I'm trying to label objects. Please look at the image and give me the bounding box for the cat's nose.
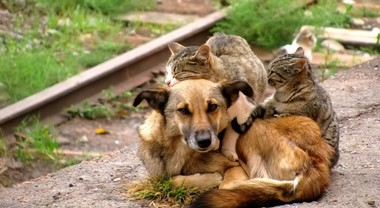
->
[165,80,171,86]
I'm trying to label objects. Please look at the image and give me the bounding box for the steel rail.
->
[0,11,226,136]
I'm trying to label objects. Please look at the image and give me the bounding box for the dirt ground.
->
[0,57,379,208]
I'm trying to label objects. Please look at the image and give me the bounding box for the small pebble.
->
[113,178,121,182]
[368,200,375,206]
[78,136,89,143]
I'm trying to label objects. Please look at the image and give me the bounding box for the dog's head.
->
[133,79,253,152]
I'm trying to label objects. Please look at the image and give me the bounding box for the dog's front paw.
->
[203,172,223,188]
[172,173,223,189]
[222,149,239,162]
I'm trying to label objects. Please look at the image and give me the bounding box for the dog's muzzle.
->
[195,130,212,149]
[185,129,218,152]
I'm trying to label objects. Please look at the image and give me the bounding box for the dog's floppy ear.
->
[220,80,253,107]
[133,88,169,113]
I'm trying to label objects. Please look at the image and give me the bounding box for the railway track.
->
[0,11,226,137]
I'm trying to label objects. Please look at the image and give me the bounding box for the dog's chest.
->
[165,142,192,175]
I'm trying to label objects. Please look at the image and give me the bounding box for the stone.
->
[321,39,346,52]
[350,18,365,27]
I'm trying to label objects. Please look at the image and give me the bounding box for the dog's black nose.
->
[195,130,212,148]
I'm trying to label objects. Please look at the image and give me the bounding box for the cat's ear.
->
[295,58,308,70]
[295,47,305,55]
[220,80,253,107]
[133,87,169,114]
[168,42,185,55]
[193,44,211,62]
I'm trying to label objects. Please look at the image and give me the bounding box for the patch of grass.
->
[128,177,203,206]
[128,21,178,37]
[66,87,141,120]
[35,0,154,16]
[213,0,351,48]
[346,5,380,18]
[0,135,8,157]
[101,88,142,116]
[0,46,78,103]
[14,116,59,162]
[320,59,340,81]
[66,101,115,120]
[357,46,380,55]
[0,0,140,105]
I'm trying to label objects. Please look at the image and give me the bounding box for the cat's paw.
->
[222,149,239,162]
[276,113,291,118]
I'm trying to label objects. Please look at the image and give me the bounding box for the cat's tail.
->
[231,105,265,134]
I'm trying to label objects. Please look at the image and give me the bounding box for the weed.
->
[317,47,343,81]
[129,177,203,206]
[14,116,59,162]
[213,0,351,48]
[320,59,340,81]
[66,87,141,120]
[102,88,142,115]
[0,135,8,157]
[128,21,178,37]
[356,46,380,55]
[35,0,154,16]
[100,87,133,102]
[347,5,380,18]
[66,101,114,120]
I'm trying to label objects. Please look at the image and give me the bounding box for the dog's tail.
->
[190,177,308,208]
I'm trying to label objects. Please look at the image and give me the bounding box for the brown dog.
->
[133,79,333,207]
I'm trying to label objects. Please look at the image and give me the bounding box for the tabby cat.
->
[165,33,268,161]
[235,47,340,167]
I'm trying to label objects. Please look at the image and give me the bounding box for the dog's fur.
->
[133,79,333,207]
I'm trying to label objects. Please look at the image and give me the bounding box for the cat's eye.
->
[207,103,219,113]
[177,107,191,115]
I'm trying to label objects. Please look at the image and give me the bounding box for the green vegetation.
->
[14,116,59,162]
[66,88,139,120]
[213,0,351,48]
[346,4,379,18]
[0,0,153,105]
[66,101,115,120]
[129,177,203,206]
[128,21,178,37]
[35,0,154,16]
[0,136,8,157]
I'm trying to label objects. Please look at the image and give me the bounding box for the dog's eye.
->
[207,103,219,113]
[177,107,191,115]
